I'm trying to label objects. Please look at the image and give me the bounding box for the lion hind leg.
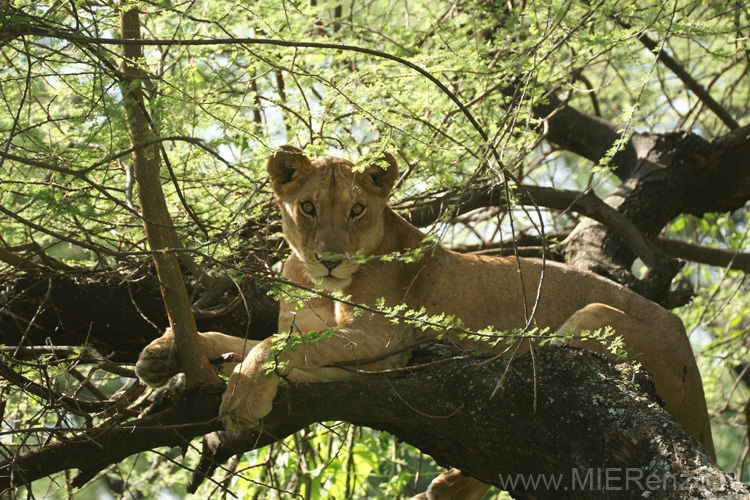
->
[556,302,716,459]
[411,469,490,500]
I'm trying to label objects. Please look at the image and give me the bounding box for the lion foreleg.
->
[135,328,260,386]
[219,325,408,429]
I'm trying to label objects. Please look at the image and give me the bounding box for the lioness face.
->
[268,145,399,290]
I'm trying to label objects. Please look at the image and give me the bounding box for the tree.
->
[1,0,749,498]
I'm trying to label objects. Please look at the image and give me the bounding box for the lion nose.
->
[321,260,338,272]
[315,254,341,272]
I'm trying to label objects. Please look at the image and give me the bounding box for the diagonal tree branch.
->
[634,30,740,131]
[117,4,218,388]
[527,90,750,300]
[402,183,678,274]
[532,93,640,178]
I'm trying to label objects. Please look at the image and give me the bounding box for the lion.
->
[136,145,715,500]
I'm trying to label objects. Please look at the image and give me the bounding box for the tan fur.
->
[411,469,494,500]
[136,146,714,500]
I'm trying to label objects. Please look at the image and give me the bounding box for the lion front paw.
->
[218,371,277,430]
[135,333,181,387]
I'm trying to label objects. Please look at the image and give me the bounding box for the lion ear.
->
[361,152,399,198]
[267,145,312,195]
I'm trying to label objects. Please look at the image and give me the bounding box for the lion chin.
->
[315,274,353,291]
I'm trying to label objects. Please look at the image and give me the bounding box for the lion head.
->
[267,145,399,290]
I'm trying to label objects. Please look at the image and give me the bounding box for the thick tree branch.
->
[657,238,750,273]
[534,95,750,219]
[0,269,278,363]
[117,5,217,387]
[687,124,750,215]
[1,345,742,499]
[533,93,639,177]
[528,90,750,299]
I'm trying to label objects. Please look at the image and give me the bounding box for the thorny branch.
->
[2,3,750,498]
[630,26,740,131]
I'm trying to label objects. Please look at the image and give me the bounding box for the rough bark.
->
[2,7,748,497]
[533,95,750,302]
[0,269,277,363]
[1,344,742,499]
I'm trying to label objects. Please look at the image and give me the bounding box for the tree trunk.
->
[536,92,750,302]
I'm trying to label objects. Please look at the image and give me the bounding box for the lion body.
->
[136,146,714,500]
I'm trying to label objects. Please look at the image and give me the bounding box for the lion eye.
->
[351,203,365,217]
[300,201,316,216]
